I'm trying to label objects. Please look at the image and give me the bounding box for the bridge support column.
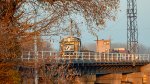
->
[141,72,150,84]
[141,64,150,84]
[73,75,96,84]
[122,72,143,84]
[95,74,122,84]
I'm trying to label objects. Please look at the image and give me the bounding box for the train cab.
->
[59,36,81,57]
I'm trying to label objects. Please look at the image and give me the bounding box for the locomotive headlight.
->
[68,38,71,42]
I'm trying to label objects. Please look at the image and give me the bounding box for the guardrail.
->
[21,51,150,63]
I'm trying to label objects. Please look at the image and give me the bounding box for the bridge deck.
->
[19,51,150,74]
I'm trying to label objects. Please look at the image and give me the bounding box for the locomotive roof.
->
[60,36,81,42]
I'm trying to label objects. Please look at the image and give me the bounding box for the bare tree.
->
[35,0,120,36]
[0,0,120,83]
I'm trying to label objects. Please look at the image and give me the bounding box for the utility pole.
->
[34,35,38,84]
[127,0,138,54]
[34,6,38,84]
[70,19,73,36]
[96,35,99,52]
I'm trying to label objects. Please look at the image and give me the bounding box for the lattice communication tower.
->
[127,0,138,54]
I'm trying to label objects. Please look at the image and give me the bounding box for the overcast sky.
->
[80,0,150,47]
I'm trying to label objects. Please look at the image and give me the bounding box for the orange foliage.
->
[0,0,120,83]
[0,0,23,83]
[20,34,53,51]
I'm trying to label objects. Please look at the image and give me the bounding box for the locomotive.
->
[59,36,81,57]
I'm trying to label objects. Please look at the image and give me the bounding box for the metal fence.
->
[21,51,150,63]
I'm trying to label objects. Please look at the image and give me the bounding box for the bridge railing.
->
[62,52,150,62]
[21,51,60,62]
[21,51,150,63]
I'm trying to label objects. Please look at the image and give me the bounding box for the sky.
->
[49,0,150,50]
[79,0,150,47]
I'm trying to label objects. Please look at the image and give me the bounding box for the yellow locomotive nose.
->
[59,36,81,57]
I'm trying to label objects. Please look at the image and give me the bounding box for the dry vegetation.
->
[0,0,119,83]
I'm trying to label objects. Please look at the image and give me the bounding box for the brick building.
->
[96,39,111,53]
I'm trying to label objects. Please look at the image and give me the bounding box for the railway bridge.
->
[20,51,150,84]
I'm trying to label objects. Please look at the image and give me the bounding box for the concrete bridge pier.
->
[122,72,143,84]
[95,74,122,84]
[73,75,96,84]
[142,72,150,84]
[141,64,150,84]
